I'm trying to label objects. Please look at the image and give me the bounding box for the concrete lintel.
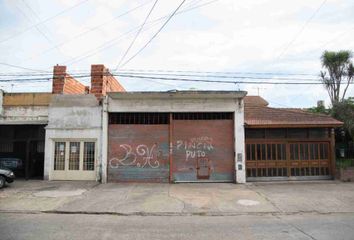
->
[0,120,48,125]
[108,90,247,100]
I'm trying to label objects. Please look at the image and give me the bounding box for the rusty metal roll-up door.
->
[108,113,169,182]
[172,113,234,182]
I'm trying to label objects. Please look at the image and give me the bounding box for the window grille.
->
[83,142,95,171]
[54,142,65,170]
[69,142,80,170]
[53,141,95,171]
[173,112,233,120]
[109,113,169,124]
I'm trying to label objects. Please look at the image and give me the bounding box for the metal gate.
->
[108,113,169,182]
[172,113,234,182]
[246,141,332,180]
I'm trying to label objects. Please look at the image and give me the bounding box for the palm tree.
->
[320,50,354,105]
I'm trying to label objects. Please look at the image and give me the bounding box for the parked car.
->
[0,157,23,171]
[0,167,15,188]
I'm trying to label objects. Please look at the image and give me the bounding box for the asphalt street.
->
[1,212,354,240]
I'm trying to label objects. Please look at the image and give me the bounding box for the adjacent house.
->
[0,65,343,183]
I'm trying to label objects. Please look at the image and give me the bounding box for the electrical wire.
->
[0,0,90,44]
[0,71,322,81]
[119,0,187,68]
[22,0,154,62]
[63,0,218,66]
[115,0,160,70]
[0,62,49,72]
[0,73,352,85]
[276,0,327,60]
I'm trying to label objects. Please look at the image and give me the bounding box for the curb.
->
[1,209,353,217]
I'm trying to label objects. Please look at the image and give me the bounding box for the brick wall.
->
[52,65,86,94]
[91,64,125,99]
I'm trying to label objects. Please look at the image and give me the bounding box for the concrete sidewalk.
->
[1,180,354,215]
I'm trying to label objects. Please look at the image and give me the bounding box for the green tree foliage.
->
[307,105,330,114]
[320,50,354,105]
[332,98,354,139]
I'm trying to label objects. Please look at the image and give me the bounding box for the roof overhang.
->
[245,123,343,128]
[108,90,247,99]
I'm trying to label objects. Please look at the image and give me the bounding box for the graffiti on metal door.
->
[109,143,162,169]
[176,136,214,161]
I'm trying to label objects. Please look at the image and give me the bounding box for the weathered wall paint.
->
[103,94,246,183]
[3,93,51,106]
[0,93,51,124]
[44,94,102,181]
[172,120,234,182]
[235,99,246,183]
[108,124,169,182]
[0,106,48,124]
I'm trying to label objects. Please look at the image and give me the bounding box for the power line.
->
[22,0,154,62]
[62,0,219,66]
[276,0,327,60]
[115,0,159,70]
[0,73,352,85]
[119,0,187,68]
[110,71,321,81]
[111,73,342,85]
[117,68,318,76]
[0,0,90,44]
[0,62,49,73]
[15,2,63,55]
[0,71,321,81]
[0,69,318,77]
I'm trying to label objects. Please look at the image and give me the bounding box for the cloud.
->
[0,0,353,107]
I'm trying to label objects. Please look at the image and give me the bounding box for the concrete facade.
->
[44,94,102,181]
[0,93,51,124]
[103,91,247,183]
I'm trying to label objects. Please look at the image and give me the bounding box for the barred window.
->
[54,142,66,170]
[53,141,95,171]
[83,142,95,171]
[69,142,80,170]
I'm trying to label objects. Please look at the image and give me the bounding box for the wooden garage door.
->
[246,141,331,180]
[108,113,169,182]
[172,113,234,182]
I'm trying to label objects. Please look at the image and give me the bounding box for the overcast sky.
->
[0,0,353,108]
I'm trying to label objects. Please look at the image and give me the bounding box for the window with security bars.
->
[246,143,286,161]
[83,142,95,171]
[54,142,66,170]
[53,141,95,171]
[290,142,329,160]
[69,142,80,170]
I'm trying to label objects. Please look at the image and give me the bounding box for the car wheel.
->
[0,176,5,189]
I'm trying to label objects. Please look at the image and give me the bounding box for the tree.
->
[332,97,354,139]
[320,50,354,105]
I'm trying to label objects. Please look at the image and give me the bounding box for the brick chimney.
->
[91,64,125,99]
[52,65,86,94]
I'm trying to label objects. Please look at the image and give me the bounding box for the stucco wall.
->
[0,92,50,124]
[108,98,240,112]
[44,94,102,181]
[0,106,48,124]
